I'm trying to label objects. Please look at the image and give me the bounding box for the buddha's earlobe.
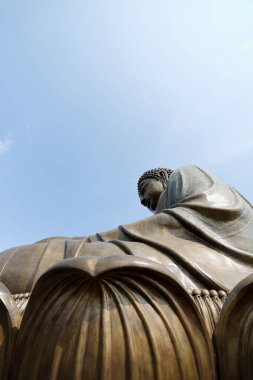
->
[159,169,169,181]
[159,170,168,189]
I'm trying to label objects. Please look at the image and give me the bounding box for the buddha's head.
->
[137,168,173,212]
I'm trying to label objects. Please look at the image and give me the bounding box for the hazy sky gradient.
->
[1,0,253,251]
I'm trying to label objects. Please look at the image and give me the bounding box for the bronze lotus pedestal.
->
[1,256,253,379]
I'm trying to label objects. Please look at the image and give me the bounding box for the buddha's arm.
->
[36,226,127,244]
[36,236,86,243]
[87,228,119,242]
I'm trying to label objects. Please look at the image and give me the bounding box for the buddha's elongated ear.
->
[159,169,169,181]
[158,169,169,187]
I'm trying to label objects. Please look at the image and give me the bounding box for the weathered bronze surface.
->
[215,273,253,380]
[0,164,253,379]
[11,256,215,379]
[0,283,20,379]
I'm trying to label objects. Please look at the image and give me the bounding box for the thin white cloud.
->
[25,115,35,133]
[241,42,253,50]
[0,135,14,156]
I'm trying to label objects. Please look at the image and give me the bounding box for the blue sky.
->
[0,0,253,251]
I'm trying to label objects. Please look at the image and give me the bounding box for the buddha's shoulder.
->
[173,165,206,176]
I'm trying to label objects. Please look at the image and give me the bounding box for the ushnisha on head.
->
[137,168,173,212]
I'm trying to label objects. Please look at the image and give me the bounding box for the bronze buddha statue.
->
[1,165,252,294]
[0,165,253,379]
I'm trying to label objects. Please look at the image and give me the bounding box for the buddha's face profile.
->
[139,178,164,212]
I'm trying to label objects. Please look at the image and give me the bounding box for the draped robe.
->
[1,165,253,294]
